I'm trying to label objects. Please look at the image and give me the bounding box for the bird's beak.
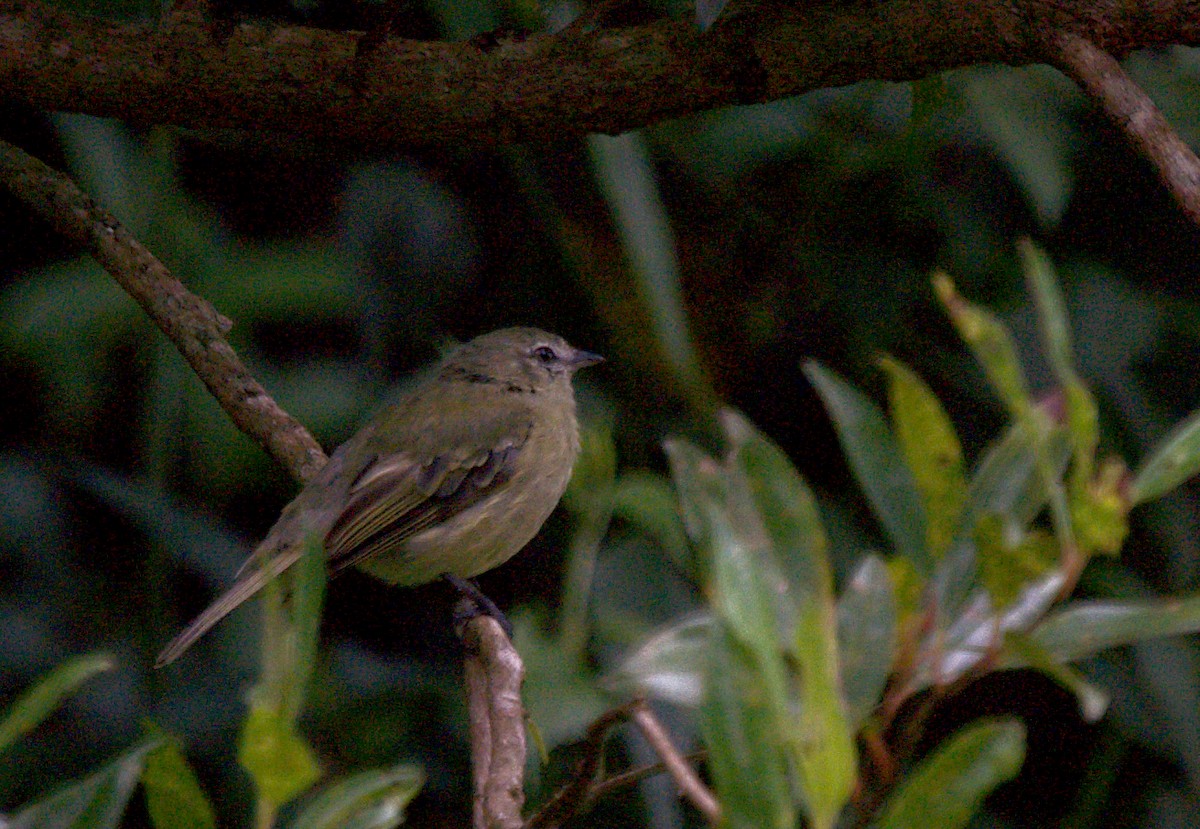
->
[569,349,605,369]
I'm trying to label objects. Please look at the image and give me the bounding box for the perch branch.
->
[462,613,527,829]
[1051,32,1200,227]
[2,0,1200,150]
[0,137,327,484]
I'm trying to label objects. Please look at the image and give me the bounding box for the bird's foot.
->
[442,572,515,641]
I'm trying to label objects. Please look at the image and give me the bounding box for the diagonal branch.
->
[2,0,1200,150]
[0,137,327,484]
[1050,32,1200,227]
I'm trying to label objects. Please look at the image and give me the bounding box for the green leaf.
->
[874,719,1025,829]
[1003,633,1109,722]
[1131,407,1200,504]
[609,613,711,708]
[934,273,1034,422]
[611,471,693,576]
[238,701,322,810]
[141,735,217,829]
[589,132,714,410]
[0,652,115,755]
[974,517,1057,609]
[954,66,1078,225]
[879,357,967,560]
[837,555,898,728]
[289,532,328,719]
[8,737,164,829]
[700,622,795,829]
[804,361,931,576]
[1032,595,1200,663]
[722,410,856,828]
[289,765,425,829]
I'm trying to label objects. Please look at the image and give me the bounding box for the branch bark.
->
[1050,32,1200,227]
[463,614,527,829]
[0,137,328,484]
[2,0,1199,150]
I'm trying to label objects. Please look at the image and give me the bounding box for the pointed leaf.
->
[1131,408,1200,504]
[722,410,832,610]
[289,765,424,829]
[611,471,693,576]
[879,357,967,560]
[238,701,321,810]
[1003,633,1109,722]
[934,273,1033,422]
[804,362,930,575]
[1032,595,1200,663]
[874,718,1025,829]
[837,555,898,728]
[8,738,164,829]
[0,652,115,755]
[141,736,217,829]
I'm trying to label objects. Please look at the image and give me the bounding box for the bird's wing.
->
[323,413,530,573]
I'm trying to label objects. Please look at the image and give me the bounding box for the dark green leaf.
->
[874,719,1025,829]
[8,738,163,829]
[0,652,115,755]
[1131,408,1200,504]
[1032,595,1200,663]
[611,471,693,576]
[804,362,930,575]
[837,555,897,728]
[700,622,795,829]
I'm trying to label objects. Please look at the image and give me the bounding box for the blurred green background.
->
[4,0,1200,825]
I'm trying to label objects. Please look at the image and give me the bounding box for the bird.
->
[156,327,603,666]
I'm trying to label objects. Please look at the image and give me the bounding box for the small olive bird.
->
[156,327,602,666]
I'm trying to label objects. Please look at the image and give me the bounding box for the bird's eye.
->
[532,345,558,363]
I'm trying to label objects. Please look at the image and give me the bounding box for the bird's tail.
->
[155,547,302,667]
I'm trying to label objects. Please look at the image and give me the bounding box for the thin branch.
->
[462,613,527,829]
[2,0,1200,150]
[0,137,327,484]
[1051,32,1200,227]
[629,700,720,825]
[526,699,718,829]
[525,699,641,829]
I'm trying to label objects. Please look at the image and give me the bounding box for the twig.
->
[585,749,708,802]
[0,138,327,485]
[1051,32,1200,228]
[525,699,641,829]
[629,700,720,825]
[462,614,527,829]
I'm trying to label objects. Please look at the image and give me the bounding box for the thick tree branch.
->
[1051,32,1200,226]
[2,0,1200,149]
[0,137,327,484]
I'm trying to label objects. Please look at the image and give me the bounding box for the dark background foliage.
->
[3,0,1200,823]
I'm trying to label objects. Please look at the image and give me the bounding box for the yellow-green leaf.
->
[880,356,967,560]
